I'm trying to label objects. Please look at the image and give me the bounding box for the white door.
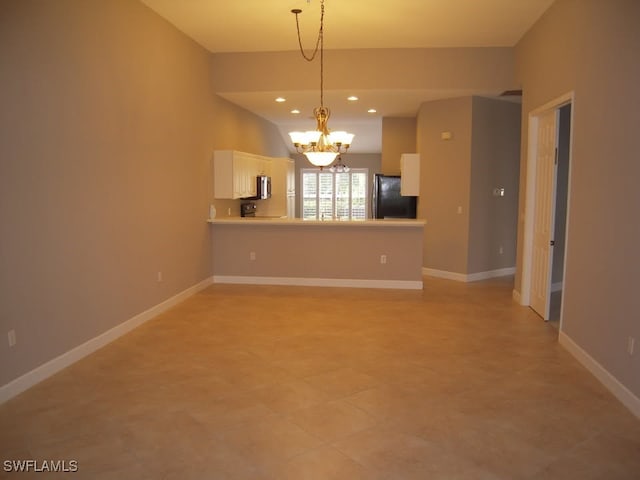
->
[530,109,559,319]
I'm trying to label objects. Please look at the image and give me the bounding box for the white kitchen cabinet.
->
[261,157,295,217]
[214,150,271,199]
[400,153,420,196]
[286,159,295,218]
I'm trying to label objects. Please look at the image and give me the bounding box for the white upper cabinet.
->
[214,150,271,199]
[400,153,420,196]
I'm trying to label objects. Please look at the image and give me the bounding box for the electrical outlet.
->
[157,271,163,282]
[457,206,462,214]
[227,207,231,216]
[628,337,636,356]
[380,254,387,264]
[499,246,504,255]
[250,251,256,261]
[8,330,16,347]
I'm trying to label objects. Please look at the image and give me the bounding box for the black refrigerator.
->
[372,174,417,219]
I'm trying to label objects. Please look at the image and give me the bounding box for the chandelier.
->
[288,0,354,169]
[329,155,349,173]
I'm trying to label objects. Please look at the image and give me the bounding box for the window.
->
[301,168,368,220]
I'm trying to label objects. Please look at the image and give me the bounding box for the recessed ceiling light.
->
[275,97,286,103]
[347,96,359,101]
[290,109,300,114]
[367,108,377,113]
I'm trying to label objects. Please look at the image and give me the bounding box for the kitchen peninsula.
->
[208,218,426,289]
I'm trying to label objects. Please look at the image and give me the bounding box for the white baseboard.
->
[422,268,467,282]
[467,267,516,282]
[213,275,423,290]
[423,266,516,283]
[0,277,214,405]
[559,331,640,419]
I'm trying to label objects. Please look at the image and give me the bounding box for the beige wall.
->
[0,0,287,386]
[416,97,473,274]
[468,97,521,274]
[381,117,417,175]
[212,48,516,94]
[416,96,520,275]
[515,0,640,398]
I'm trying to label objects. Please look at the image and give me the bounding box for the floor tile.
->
[301,368,379,398]
[218,416,324,471]
[274,446,378,480]
[251,380,331,415]
[287,399,378,442]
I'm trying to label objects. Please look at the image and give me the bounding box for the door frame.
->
[520,92,574,325]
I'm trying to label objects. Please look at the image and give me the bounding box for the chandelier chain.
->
[293,0,325,107]
[288,0,353,169]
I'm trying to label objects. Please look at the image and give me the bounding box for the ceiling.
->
[140,0,553,153]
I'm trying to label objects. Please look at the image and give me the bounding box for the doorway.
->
[548,104,571,325]
[520,93,573,325]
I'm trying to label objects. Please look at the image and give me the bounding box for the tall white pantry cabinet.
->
[265,157,295,218]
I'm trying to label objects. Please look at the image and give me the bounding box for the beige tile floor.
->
[1,276,639,479]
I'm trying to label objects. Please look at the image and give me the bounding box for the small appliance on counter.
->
[241,202,257,217]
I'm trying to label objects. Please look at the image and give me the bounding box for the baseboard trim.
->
[512,289,522,303]
[422,268,467,282]
[559,331,640,419]
[213,275,423,290]
[0,276,214,405]
[423,267,516,283]
[467,267,516,282]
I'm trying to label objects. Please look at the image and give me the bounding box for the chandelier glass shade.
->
[288,0,354,169]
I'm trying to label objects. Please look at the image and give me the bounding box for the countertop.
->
[207,217,426,228]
